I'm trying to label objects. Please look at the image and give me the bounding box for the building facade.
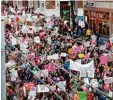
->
[83,1,113,36]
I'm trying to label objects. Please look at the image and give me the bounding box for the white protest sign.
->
[47,54,59,60]
[109,37,113,43]
[70,59,94,72]
[60,53,67,57]
[53,54,59,59]
[104,77,113,84]
[10,69,18,78]
[57,81,66,91]
[20,41,28,51]
[29,87,36,96]
[34,36,40,43]
[90,79,98,88]
[21,25,28,33]
[84,41,90,48]
[11,37,17,45]
[37,85,49,93]
[84,78,89,86]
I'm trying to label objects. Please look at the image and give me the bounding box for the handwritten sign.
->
[104,77,113,84]
[37,85,49,93]
[90,79,98,88]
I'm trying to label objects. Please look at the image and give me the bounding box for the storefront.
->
[84,7,113,36]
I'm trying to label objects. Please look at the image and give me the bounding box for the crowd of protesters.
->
[2,1,113,100]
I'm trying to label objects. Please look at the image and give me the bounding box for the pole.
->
[1,19,6,100]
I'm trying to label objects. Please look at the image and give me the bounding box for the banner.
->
[70,59,94,72]
[37,85,49,93]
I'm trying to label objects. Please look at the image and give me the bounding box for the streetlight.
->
[68,1,71,26]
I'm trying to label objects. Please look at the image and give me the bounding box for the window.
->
[45,0,55,9]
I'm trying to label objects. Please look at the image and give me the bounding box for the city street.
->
[1,1,113,100]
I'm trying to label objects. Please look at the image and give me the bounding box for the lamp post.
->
[68,1,71,26]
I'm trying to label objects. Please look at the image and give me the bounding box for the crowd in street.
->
[1,1,113,100]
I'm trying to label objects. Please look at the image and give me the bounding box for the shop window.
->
[45,0,55,9]
[99,21,109,35]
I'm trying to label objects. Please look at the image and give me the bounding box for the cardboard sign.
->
[34,36,40,43]
[50,85,56,91]
[90,79,98,88]
[104,77,113,84]
[37,85,49,93]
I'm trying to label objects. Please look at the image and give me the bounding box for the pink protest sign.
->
[44,63,56,72]
[100,55,108,65]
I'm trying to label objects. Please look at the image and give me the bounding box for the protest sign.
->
[44,63,56,72]
[50,85,56,91]
[84,78,89,86]
[29,87,36,96]
[47,54,59,60]
[60,53,67,57]
[84,41,90,48]
[104,77,113,84]
[100,55,108,65]
[90,79,98,88]
[34,36,40,43]
[57,81,66,91]
[24,82,35,91]
[10,69,18,78]
[37,85,49,93]
[70,59,94,72]
[11,37,17,45]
